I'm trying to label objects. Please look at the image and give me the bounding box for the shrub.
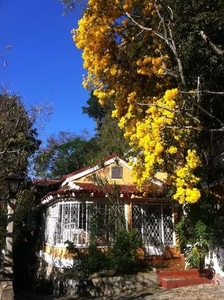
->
[66,241,108,277]
[66,228,142,276]
[176,217,209,268]
[108,228,142,274]
[184,244,201,269]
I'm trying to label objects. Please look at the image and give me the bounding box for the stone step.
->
[157,268,215,289]
[157,269,199,278]
[160,275,215,289]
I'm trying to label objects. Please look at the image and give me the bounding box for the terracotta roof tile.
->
[41,181,165,204]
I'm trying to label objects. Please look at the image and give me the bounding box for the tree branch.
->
[163,125,201,131]
[138,102,201,124]
[204,90,224,96]
[200,31,224,56]
[195,103,224,127]
[126,4,187,89]
[180,89,224,96]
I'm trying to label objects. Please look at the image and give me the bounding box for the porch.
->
[41,198,178,267]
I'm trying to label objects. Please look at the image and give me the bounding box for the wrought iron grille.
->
[58,201,92,245]
[45,200,125,247]
[132,202,173,245]
[45,204,59,245]
[92,203,125,243]
[162,204,173,244]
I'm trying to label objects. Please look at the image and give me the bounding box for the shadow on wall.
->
[33,255,159,298]
[57,272,159,297]
[34,258,64,296]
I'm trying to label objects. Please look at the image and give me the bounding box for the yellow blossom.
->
[73,0,202,204]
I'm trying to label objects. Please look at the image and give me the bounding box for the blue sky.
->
[0,0,95,143]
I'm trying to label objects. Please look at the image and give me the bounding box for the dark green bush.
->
[66,228,142,276]
[108,228,142,274]
[66,240,108,276]
[176,215,210,268]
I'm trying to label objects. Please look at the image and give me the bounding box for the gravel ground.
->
[16,284,224,300]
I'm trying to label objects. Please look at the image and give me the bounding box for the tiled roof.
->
[38,154,167,206]
[41,181,165,206]
[76,182,140,194]
[41,183,139,201]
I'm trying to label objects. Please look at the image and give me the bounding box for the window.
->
[111,166,123,179]
[45,201,92,246]
[44,200,126,247]
[132,202,174,245]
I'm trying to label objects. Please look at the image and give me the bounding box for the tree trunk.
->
[0,198,17,300]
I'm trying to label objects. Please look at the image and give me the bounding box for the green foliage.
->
[0,93,41,290]
[185,245,201,269]
[66,228,142,277]
[86,242,109,273]
[98,114,130,157]
[176,218,210,268]
[176,217,210,252]
[108,229,142,274]
[175,216,191,251]
[82,91,107,132]
[167,0,224,88]
[0,92,40,248]
[0,93,40,193]
[163,0,224,185]
[175,194,224,268]
[34,132,100,178]
[65,240,108,276]
[194,220,210,247]
[14,188,38,244]
[82,92,130,157]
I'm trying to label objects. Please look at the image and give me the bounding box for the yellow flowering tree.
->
[71,0,224,204]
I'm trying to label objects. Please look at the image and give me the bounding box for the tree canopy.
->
[82,91,130,155]
[82,91,109,132]
[34,132,100,178]
[0,93,40,197]
[72,0,224,204]
[0,93,41,254]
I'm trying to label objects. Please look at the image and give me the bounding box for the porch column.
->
[172,201,178,245]
[124,199,132,230]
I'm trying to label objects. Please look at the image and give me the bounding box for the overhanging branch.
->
[200,31,224,56]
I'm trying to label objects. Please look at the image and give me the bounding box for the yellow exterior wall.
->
[44,244,180,260]
[44,244,74,259]
[164,246,181,258]
[74,162,134,185]
[66,157,167,188]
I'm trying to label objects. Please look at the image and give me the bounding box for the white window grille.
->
[45,204,59,245]
[44,200,125,247]
[132,202,173,245]
[58,201,93,246]
[92,202,125,243]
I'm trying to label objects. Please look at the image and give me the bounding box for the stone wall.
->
[35,254,159,297]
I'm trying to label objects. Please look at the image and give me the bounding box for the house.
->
[38,154,180,269]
